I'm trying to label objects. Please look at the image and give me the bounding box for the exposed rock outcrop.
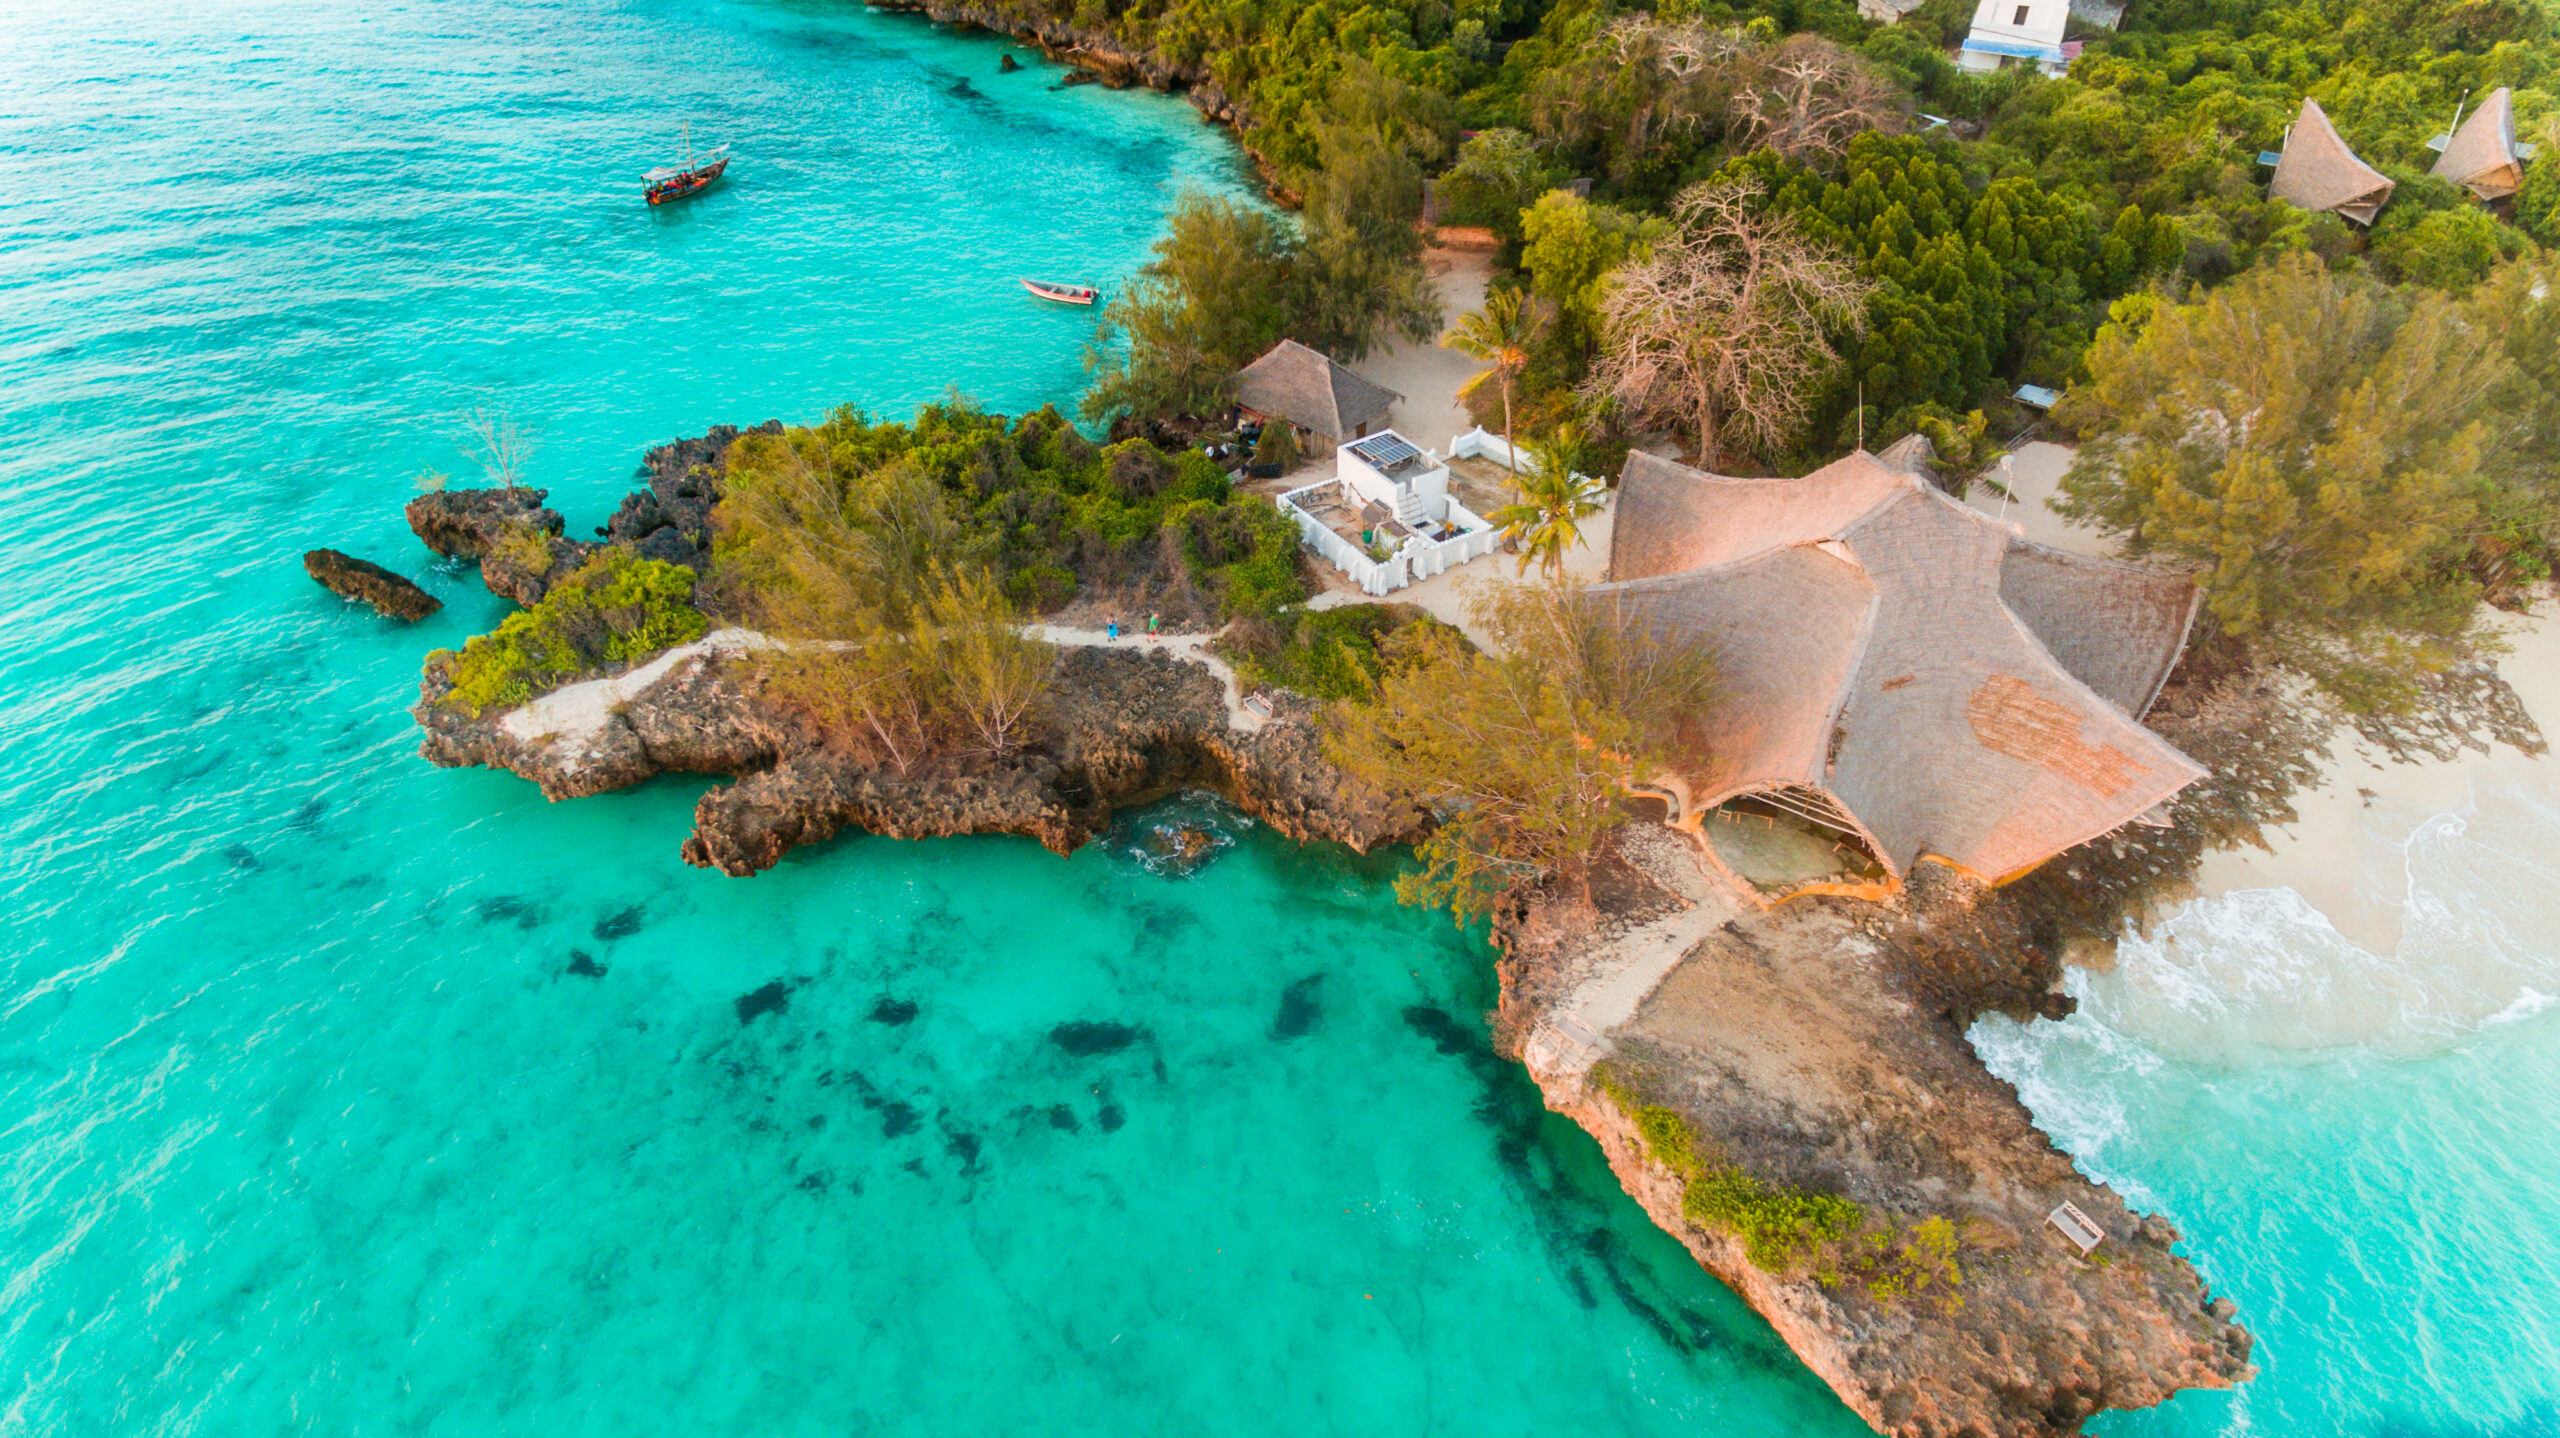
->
[415,637,1422,872]
[302,549,441,621]
[606,419,782,571]
[1496,842,2256,1436]
[404,485,561,559]
[402,484,594,605]
[402,421,778,605]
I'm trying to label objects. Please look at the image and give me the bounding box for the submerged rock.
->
[302,548,441,621]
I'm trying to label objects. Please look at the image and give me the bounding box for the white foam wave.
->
[2085,774,2560,1062]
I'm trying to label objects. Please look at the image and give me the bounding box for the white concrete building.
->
[1277,429,1508,597]
[1957,0,2075,75]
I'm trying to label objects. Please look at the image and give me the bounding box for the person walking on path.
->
[1146,611,1159,640]
[1106,617,1119,641]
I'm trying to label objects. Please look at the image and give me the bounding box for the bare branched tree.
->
[460,407,534,493]
[1729,36,1907,171]
[1586,178,1875,468]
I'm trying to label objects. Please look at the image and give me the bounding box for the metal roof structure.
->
[1597,450,2206,885]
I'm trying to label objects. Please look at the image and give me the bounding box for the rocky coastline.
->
[416,635,1423,873]
[861,0,1299,196]
[1493,846,2255,1435]
[402,429,2260,1433]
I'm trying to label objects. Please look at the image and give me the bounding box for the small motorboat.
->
[645,123,729,206]
[1021,278,1099,305]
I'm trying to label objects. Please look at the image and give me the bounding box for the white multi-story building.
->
[1957,0,2074,75]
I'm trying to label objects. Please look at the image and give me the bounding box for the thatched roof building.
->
[2432,87,2530,202]
[1231,339,1402,443]
[1598,450,2206,886]
[2269,98,2394,225]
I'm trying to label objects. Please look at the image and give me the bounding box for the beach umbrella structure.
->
[1596,446,2206,891]
[2430,87,2534,202]
[2268,97,2395,226]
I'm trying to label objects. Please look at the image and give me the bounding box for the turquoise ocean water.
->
[1975,784,2560,1438]
[5,0,2557,1433]
[0,0,1865,1431]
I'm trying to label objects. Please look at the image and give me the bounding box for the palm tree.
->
[1442,288,1533,473]
[1490,424,1604,586]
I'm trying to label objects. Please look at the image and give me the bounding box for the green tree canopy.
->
[2055,254,2545,708]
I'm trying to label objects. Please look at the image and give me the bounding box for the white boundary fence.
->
[1279,484,1508,596]
[1280,483,1407,595]
[1276,427,1603,597]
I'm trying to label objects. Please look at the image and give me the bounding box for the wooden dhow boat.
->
[645,124,729,206]
[1020,278,1099,305]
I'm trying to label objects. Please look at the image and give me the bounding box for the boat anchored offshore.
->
[645,124,729,206]
[1020,278,1099,305]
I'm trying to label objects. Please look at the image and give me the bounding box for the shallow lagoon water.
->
[0,0,1868,1431]
[8,0,2560,1432]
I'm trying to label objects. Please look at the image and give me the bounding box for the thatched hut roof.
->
[1231,340,1402,442]
[2270,98,2394,225]
[2433,87,2528,201]
[1600,450,2205,883]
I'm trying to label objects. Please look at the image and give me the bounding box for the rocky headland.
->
[403,430,2264,1435]
[416,633,1422,873]
[1496,836,2255,1435]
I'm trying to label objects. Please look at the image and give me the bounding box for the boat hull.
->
[1020,278,1097,305]
[647,156,730,205]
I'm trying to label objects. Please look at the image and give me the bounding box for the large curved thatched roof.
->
[1601,451,2205,883]
[2270,97,2394,226]
[2433,87,2527,201]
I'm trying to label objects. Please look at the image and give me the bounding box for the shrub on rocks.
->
[432,549,707,715]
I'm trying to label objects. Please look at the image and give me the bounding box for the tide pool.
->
[0,0,1869,1431]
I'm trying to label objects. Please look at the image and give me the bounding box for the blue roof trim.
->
[1961,36,2068,61]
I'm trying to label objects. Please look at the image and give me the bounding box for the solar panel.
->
[1349,433,1422,472]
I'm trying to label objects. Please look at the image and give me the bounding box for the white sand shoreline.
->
[1962,443,2560,955]
[2190,604,2560,953]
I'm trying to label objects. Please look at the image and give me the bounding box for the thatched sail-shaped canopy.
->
[2433,87,2529,201]
[1599,450,2206,884]
[1230,339,1402,442]
[2270,97,2395,225]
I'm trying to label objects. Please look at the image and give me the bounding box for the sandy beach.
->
[2191,607,2560,953]
[1972,444,2560,955]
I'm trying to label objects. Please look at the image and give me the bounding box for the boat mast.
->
[681,120,694,168]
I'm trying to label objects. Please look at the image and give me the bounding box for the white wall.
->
[1966,0,2066,47]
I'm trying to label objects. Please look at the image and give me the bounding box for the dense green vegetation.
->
[710,401,1296,623]
[1043,0,2558,709]
[432,549,708,716]
[1223,602,1457,701]
[2056,252,2560,708]
[435,402,1321,749]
